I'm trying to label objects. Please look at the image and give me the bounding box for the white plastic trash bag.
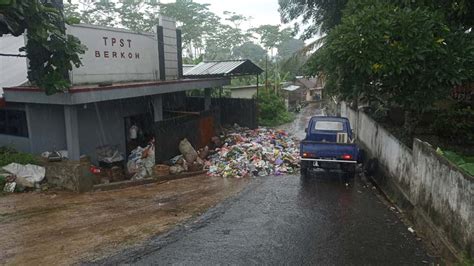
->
[2,163,46,187]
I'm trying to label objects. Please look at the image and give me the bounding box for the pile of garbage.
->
[206,126,300,178]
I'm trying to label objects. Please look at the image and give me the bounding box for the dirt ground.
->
[0,175,248,265]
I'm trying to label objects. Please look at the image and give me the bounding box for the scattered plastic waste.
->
[206,125,300,178]
[96,145,124,163]
[127,141,155,180]
[408,227,415,233]
[41,150,68,161]
[170,164,186,174]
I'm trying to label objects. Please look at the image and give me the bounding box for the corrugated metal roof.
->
[184,60,263,78]
[182,64,196,73]
[0,34,28,95]
[296,77,317,88]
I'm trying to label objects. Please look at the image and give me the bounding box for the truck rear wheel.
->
[300,161,309,178]
[345,171,356,179]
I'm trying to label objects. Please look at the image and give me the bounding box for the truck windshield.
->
[314,121,344,131]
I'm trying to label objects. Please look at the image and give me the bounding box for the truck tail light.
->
[341,154,353,160]
[302,152,315,158]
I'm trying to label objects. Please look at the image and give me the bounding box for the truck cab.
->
[300,116,361,178]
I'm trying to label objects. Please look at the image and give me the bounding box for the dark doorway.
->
[124,113,153,156]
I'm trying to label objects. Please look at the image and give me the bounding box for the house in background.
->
[295,76,324,102]
[226,85,258,99]
[281,84,305,111]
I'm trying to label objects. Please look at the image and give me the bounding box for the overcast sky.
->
[74,0,289,30]
[180,0,284,29]
[73,0,303,40]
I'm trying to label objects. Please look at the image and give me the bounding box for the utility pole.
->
[265,53,268,91]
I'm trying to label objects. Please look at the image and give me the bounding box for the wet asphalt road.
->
[103,104,435,265]
[107,174,434,265]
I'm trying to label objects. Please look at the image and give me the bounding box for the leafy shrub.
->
[431,104,474,144]
[0,147,38,167]
[257,90,295,127]
[437,148,474,176]
[0,175,5,193]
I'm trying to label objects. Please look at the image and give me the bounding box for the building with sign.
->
[0,16,262,163]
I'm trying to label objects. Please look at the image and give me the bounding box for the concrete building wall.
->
[342,102,473,257]
[0,135,30,153]
[159,16,178,80]
[0,34,28,93]
[67,24,160,84]
[230,88,257,99]
[28,104,67,154]
[0,98,153,162]
[77,98,151,162]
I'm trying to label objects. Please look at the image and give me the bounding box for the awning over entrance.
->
[183,60,264,78]
[2,77,230,105]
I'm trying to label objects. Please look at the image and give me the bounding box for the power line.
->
[0,53,27,57]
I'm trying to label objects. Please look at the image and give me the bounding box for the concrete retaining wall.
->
[341,102,473,258]
[44,161,95,192]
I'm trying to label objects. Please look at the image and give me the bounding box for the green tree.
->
[204,11,252,60]
[158,0,220,59]
[116,1,160,32]
[277,38,304,59]
[1,0,85,95]
[279,0,348,38]
[393,0,473,30]
[311,0,473,136]
[251,25,280,56]
[64,0,161,32]
[74,0,118,27]
[257,90,294,126]
[279,0,473,39]
[232,42,267,64]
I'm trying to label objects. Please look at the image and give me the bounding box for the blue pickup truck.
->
[300,116,362,178]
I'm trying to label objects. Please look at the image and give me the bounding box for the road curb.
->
[92,170,207,191]
[361,152,462,264]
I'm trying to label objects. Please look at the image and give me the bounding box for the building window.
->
[0,109,28,137]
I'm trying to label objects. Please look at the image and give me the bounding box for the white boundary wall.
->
[341,102,473,256]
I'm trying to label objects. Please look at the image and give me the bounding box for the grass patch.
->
[260,111,295,127]
[0,146,38,167]
[436,148,474,176]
